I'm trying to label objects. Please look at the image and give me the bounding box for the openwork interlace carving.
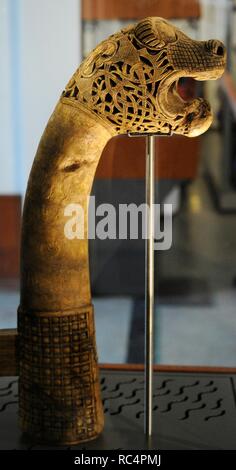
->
[62,17,226,137]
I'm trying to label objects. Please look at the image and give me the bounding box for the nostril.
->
[207,40,225,57]
[216,45,224,57]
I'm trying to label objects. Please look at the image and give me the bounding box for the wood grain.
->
[82,0,200,20]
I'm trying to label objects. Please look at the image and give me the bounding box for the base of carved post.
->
[17,304,104,445]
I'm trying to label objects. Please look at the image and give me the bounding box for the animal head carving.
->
[62,17,226,137]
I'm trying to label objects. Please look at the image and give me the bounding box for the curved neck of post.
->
[20,100,114,312]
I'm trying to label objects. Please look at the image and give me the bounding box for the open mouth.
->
[157,68,224,137]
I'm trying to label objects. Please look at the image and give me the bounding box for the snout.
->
[168,36,226,79]
[205,39,226,60]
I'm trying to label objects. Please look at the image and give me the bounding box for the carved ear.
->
[134,17,177,51]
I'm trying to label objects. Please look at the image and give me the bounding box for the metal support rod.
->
[144,135,155,436]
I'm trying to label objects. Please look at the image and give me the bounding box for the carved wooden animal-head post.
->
[18,17,226,444]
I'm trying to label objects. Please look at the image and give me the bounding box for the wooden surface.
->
[100,363,236,374]
[82,0,201,20]
[0,196,21,278]
[1,329,235,377]
[0,329,18,376]
[95,135,200,180]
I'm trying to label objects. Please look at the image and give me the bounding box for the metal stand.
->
[128,131,172,439]
[145,135,155,437]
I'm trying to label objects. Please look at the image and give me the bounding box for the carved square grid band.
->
[18,307,103,444]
